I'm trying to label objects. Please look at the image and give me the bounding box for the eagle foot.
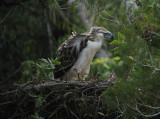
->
[72,67,82,81]
[72,67,81,74]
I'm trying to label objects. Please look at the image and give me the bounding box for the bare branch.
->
[134,61,160,75]
[0,101,12,106]
[137,103,160,110]
[0,79,113,96]
[68,107,80,119]
[102,11,117,19]
[99,15,120,24]
[92,10,119,24]
[128,104,160,118]
[150,31,160,37]
[102,11,120,24]
[0,7,14,24]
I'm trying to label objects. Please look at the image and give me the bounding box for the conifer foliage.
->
[102,1,160,118]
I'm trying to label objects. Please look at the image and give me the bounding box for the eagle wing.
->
[54,32,91,78]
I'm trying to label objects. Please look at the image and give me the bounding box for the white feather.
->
[62,39,103,80]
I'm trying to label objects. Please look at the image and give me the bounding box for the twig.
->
[150,31,160,37]
[0,101,12,106]
[99,15,120,24]
[134,61,160,75]
[0,7,14,24]
[54,0,76,27]
[137,103,160,110]
[102,11,120,24]
[60,1,76,8]
[128,104,160,118]
[102,11,117,19]
[1,80,112,97]
[92,9,119,24]
[68,107,79,119]
[145,40,154,66]
[116,96,124,115]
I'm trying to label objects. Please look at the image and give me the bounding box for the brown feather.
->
[54,33,91,78]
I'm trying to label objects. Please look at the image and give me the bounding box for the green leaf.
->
[110,32,125,45]
[93,59,101,64]
[112,46,121,55]
[45,68,52,70]
[104,64,110,69]
[39,58,48,64]
[51,57,54,63]
[35,63,42,68]
[54,60,61,65]
[31,112,44,119]
[49,107,61,118]
[50,64,55,69]
[28,93,38,98]
[98,112,104,116]
[128,56,135,61]
[118,32,125,44]
[72,3,78,6]
[110,40,118,45]
[48,58,52,64]
[35,97,43,108]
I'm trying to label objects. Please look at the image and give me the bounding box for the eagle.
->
[54,26,114,81]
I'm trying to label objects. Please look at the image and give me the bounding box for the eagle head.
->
[89,26,114,41]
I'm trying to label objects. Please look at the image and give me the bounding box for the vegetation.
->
[0,0,160,119]
[102,1,160,118]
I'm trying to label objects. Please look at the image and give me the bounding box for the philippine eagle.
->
[54,26,114,81]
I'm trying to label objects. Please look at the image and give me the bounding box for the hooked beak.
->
[111,34,114,40]
[104,33,114,40]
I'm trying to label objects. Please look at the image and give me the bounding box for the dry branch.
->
[1,80,112,96]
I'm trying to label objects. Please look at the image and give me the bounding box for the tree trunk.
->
[123,0,138,22]
[44,8,54,57]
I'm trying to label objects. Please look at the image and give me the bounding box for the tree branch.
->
[0,0,29,6]
[0,7,15,24]
[128,104,160,118]
[0,79,113,97]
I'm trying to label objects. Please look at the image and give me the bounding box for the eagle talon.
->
[72,68,82,80]
[77,73,80,81]
[73,68,81,74]
[81,76,86,83]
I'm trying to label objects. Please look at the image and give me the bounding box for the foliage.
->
[102,0,160,118]
[30,112,44,119]
[0,0,82,83]
[90,56,120,79]
[21,58,60,82]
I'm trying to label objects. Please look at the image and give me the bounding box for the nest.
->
[0,74,116,119]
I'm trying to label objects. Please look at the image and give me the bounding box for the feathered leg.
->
[73,68,81,80]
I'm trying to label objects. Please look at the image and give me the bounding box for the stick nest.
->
[0,76,115,119]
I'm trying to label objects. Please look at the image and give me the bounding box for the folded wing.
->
[54,32,91,78]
